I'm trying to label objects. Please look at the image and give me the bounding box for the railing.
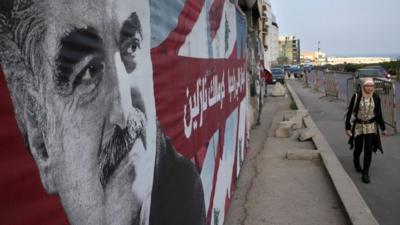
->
[374,78,397,133]
[346,77,355,103]
[304,70,323,93]
[303,71,309,88]
[323,72,339,98]
[314,70,321,92]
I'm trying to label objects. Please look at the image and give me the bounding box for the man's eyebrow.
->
[55,27,103,91]
[120,12,142,41]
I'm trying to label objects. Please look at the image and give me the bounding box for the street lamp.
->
[317,41,320,66]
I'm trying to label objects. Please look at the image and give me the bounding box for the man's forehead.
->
[112,0,140,24]
[47,0,143,38]
[49,0,108,31]
[41,0,149,58]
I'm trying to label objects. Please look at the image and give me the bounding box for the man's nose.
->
[109,82,131,129]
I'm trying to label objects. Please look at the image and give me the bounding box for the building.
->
[270,15,279,66]
[327,57,391,65]
[301,51,326,65]
[258,0,267,67]
[279,35,300,64]
[262,0,279,69]
[237,0,270,127]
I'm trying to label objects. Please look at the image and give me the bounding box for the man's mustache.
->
[98,108,147,188]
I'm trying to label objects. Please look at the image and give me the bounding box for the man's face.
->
[39,0,156,224]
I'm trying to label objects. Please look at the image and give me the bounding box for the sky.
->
[269,0,400,57]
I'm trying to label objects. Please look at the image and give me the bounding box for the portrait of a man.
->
[0,0,206,224]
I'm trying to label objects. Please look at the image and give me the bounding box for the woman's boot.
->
[362,173,370,184]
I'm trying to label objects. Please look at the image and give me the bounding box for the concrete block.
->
[296,110,308,118]
[282,115,290,121]
[271,83,285,96]
[275,125,292,138]
[287,149,320,160]
[298,128,315,141]
[283,113,295,121]
[275,121,296,138]
[279,121,296,128]
[284,115,299,130]
[294,110,308,129]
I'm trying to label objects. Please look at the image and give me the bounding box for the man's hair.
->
[0,0,47,146]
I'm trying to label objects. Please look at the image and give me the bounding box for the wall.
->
[0,1,249,225]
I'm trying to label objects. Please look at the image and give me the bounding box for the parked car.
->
[271,67,285,84]
[363,66,391,80]
[283,65,291,75]
[354,68,390,92]
[303,64,313,73]
[288,65,303,78]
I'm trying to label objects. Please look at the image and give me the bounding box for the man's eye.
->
[120,37,140,73]
[74,58,104,87]
[125,38,141,56]
[82,62,103,81]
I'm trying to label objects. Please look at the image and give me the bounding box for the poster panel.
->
[0,1,247,225]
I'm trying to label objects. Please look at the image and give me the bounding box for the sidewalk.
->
[223,88,348,225]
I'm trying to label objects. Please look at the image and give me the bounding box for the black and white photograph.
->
[0,0,206,224]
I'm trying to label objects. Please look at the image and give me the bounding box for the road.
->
[288,79,400,225]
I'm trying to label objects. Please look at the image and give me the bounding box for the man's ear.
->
[25,103,57,194]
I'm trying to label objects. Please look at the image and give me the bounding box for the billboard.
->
[0,0,248,225]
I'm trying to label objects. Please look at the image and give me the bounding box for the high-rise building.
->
[301,51,326,64]
[262,0,279,69]
[279,35,300,64]
[270,15,279,66]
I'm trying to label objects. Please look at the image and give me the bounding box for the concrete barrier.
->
[286,149,320,160]
[298,128,315,141]
[271,82,286,96]
[275,121,295,138]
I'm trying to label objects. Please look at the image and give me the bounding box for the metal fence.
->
[304,70,323,92]
[346,77,355,103]
[314,70,321,92]
[303,71,309,87]
[323,72,339,98]
[374,78,397,132]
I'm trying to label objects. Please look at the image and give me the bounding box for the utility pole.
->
[317,40,320,66]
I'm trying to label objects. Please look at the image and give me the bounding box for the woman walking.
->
[345,78,387,184]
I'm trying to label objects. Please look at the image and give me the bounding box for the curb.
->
[286,81,380,225]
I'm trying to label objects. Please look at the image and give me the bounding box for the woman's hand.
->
[382,130,387,136]
[346,130,352,137]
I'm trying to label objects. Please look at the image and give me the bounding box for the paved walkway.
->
[223,89,348,225]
